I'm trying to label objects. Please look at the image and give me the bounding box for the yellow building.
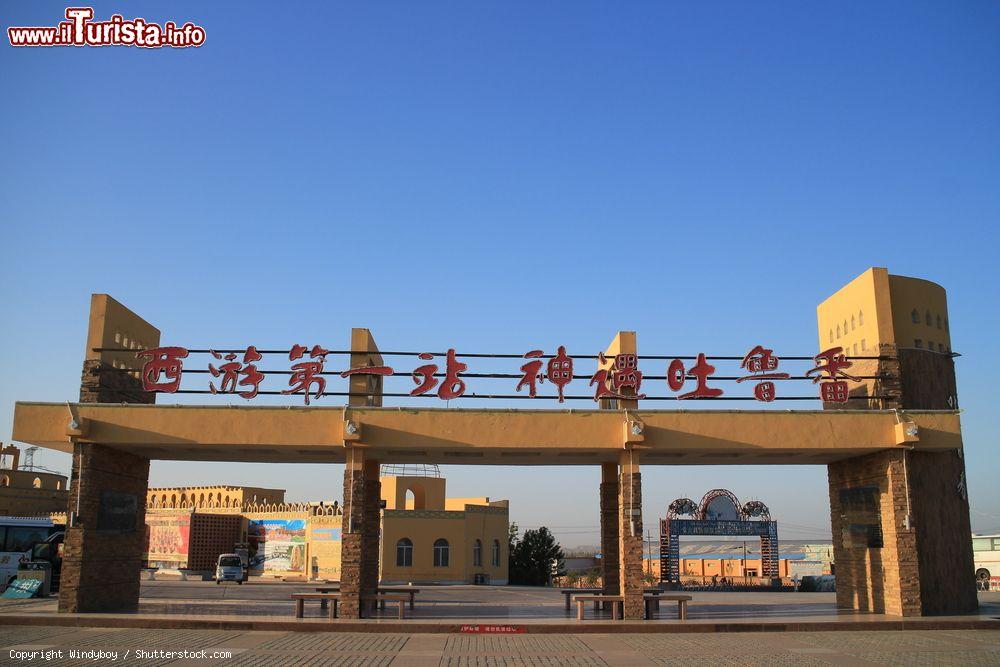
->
[379,467,510,585]
[0,444,69,516]
[142,469,509,585]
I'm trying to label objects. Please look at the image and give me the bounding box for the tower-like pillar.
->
[599,462,620,598]
[821,269,976,616]
[60,295,157,613]
[596,332,638,606]
[339,328,385,618]
[618,450,644,619]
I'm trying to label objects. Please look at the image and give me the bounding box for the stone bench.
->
[644,594,691,620]
[291,592,340,620]
[572,594,624,620]
[315,586,420,610]
[560,588,602,611]
[573,593,691,620]
[361,595,408,619]
[561,588,665,612]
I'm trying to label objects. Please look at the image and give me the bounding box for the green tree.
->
[508,525,565,586]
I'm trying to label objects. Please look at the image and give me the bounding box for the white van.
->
[215,553,246,584]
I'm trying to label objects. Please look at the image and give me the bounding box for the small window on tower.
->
[938,343,945,353]
[829,329,834,343]
[836,325,841,338]
[936,315,942,329]
[861,339,866,351]
[928,341,935,351]
[915,339,922,348]
[925,311,932,326]
[851,316,856,331]
[853,343,858,355]
[859,310,864,326]
[911,309,920,324]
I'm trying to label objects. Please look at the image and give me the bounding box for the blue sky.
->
[1,1,998,547]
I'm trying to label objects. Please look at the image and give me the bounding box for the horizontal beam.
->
[12,402,962,465]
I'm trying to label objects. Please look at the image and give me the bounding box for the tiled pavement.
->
[2,626,1000,666]
[4,583,997,626]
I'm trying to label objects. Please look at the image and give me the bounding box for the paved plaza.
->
[2,583,999,628]
[2,584,999,666]
[2,624,1000,666]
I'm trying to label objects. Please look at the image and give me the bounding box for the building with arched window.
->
[379,469,509,585]
[0,443,69,516]
[135,473,508,585]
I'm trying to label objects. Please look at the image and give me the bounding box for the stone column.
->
[339,327,385,617]
[597,331,638,606]
[618,451,644,620]
[340,450,380,618]
[599,462,620,599]
[59,443,149,613]
[361,459,382,601]
[827,344,976,616]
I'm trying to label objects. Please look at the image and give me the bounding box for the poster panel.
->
[144,514,191,568]
[249,519,307,572]
[308,516,342,579]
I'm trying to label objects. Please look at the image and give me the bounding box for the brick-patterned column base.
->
[599,463,620,598]
[340,462,364,619]
[907,449,977,614]
[339,454,380,619]
[59,443,149,613]
[361,460,382,600]
[618,460,644,620]
[829,450,919,616]
[828,345,976,617]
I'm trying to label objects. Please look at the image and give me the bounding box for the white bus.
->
[973,533,1000,591]
[0,517,58,591]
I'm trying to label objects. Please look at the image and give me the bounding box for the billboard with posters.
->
[308,515,342,579]
[144,513,192,569]
[249,518,306,572]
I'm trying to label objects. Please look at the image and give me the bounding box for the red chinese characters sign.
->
[806,346,860,404]
[134,343,866,404]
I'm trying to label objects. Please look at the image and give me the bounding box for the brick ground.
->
[2,625,999,666]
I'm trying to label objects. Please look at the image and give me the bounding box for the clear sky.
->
[2,1,999,548]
